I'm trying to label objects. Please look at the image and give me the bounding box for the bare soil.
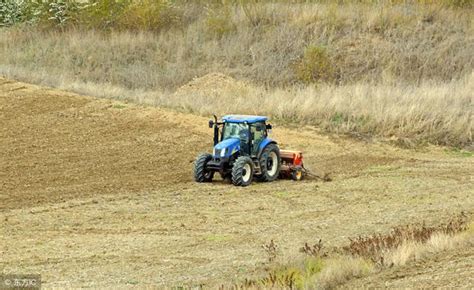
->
[1,77,473,287]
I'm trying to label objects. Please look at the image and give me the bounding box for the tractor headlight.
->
[220,148,226,157]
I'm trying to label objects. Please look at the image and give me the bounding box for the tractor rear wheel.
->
[194,153,214,182]
[232,156,254,186]
[257,144,281,182]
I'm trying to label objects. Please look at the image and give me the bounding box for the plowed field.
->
[1,78,472,287]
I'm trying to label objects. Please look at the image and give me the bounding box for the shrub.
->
[46,0,80,27]
[295,45,335,84]
[118,0,181,31]
[79,0,131,30]
[238,0,273,27]
[22,0,82,28]
[205,5,236,38]
[0,0,24,27]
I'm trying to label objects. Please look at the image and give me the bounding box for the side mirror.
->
[266,124,272,130]
[209,120,214,128]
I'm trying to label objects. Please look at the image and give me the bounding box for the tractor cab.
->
[211,115,272,158]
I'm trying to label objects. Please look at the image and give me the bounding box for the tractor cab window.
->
[251,122,266,154]
[222,122,250,154]
[222,123,249,142]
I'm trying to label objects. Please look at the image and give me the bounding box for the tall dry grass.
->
[236,215,473,289]
[170,74,473,147]
[2,3,472,87]
[0,2,473,146]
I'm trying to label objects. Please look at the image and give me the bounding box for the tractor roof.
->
[222,115,268,123]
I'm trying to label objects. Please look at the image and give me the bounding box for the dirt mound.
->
[175,73,249,96]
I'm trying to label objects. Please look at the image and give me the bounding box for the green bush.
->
[0,0,24,27]
[1,0,82,28]
[26,0,81,28]
[0,0,183,31]
[45,0,80,26]
[295,45,334,84]
[79,0,183,31]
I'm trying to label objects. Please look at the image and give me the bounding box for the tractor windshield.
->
[222,122,249,142]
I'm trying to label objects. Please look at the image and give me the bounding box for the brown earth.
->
[1,77,473,288]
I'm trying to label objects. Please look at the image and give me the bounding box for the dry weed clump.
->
[343,213,469,264]
[262,239,278,263]
[299,239,328,258]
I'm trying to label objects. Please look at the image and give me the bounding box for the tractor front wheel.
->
[257,144,281,182]
[232,156,254,186]
[194,153,214,182]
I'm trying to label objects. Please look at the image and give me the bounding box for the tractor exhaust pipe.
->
[209,114,219,146]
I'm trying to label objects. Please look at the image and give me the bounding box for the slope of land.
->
[342,245,474,288]
[1,78,473,287]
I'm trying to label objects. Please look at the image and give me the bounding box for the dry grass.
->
[0,2,473,146]
[385,225,474,267]
[234,214,472,289]
[2,3,472,87]
[312,256,374,289]
[172,73,473,147]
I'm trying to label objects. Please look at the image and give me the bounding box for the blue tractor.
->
[194,115,281,186]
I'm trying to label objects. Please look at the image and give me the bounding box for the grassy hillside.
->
[0,1,473,146]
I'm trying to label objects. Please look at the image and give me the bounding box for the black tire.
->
[257,143,281,182]
[291,167,304,181]
[231,156,254,186]
[194,153,214,182]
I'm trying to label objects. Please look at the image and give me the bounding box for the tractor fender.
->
[257,138,278,157]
